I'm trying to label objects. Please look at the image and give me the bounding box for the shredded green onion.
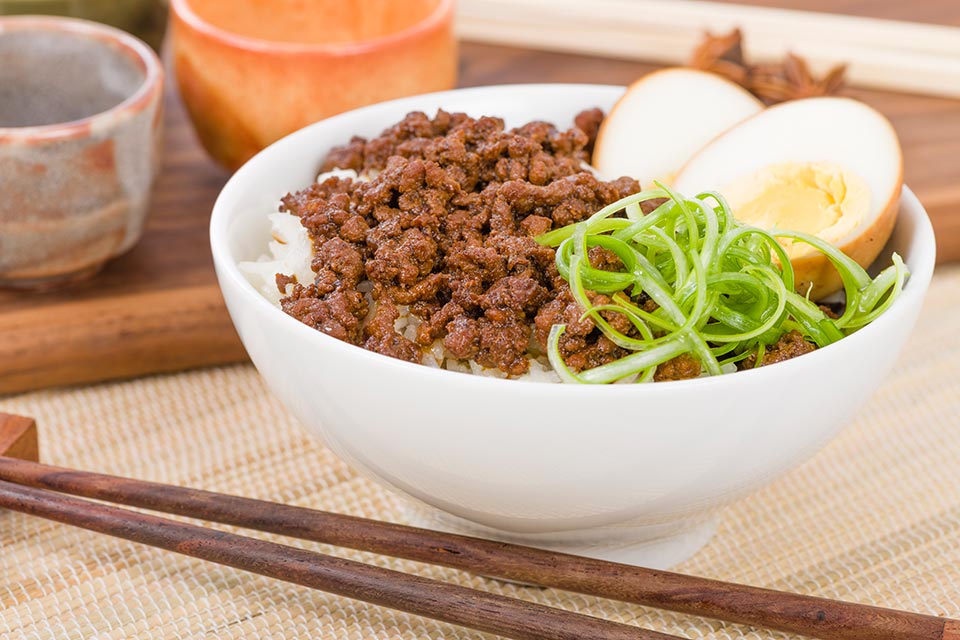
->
[536,184,908,384]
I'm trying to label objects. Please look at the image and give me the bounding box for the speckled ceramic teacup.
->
[0,16,164,289]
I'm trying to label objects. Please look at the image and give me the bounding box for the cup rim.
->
[170,0,454,56]
[0,15,163,142]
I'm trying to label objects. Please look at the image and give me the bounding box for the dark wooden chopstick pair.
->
[0,414,956,640]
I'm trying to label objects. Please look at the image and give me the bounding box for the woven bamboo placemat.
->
[2,266,959,640]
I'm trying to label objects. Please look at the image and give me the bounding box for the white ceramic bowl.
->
[211,84,936,568]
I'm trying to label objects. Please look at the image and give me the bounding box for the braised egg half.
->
[593,68,763,186]
[673,97,903,299]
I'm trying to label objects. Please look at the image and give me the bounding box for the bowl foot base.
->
[402,502,719,570]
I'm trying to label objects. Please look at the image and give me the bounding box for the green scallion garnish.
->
[536,185,908,384]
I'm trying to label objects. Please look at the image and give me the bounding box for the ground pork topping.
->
[279,109,648,375]
[739,330,818,370]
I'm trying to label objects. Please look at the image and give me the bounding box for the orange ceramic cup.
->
[171,0,457,171]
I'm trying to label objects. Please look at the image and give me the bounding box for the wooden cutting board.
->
[0,87,243,395]
[1,5,958,395]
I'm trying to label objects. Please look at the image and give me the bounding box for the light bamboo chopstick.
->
[456,0,960,99]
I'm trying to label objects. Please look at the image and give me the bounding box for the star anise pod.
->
[689,27,750,87]
[750,53,847,103]
[689,29,847,104]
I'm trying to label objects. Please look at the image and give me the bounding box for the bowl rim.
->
[170,0,454,56]
[210,82,937,395]
[0,15,163,142]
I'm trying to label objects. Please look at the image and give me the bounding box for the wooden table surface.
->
[711,0,960,25]
[1,2,958,394]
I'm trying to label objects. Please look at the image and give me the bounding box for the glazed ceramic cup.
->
[0,0,169,51]
[171,0,456,171]
[0,17,163,289]
[211,85,935,569]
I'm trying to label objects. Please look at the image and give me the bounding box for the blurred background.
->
[0,0,169,49]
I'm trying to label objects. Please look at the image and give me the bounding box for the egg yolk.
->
[721,161,871,258]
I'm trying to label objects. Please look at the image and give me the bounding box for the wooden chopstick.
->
[1,457,956,640]
[0,477,677,640]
